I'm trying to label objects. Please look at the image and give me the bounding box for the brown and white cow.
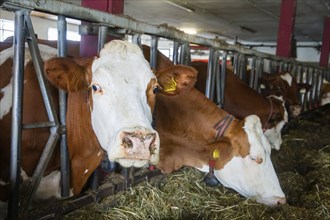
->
[320,79,330,106]
[154,65,286,206]
[0,40,160,215]
[259,72,311,118]
[191,62,287,151]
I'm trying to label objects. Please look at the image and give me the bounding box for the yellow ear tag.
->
[213,149,220,159]
[163,77,177,92]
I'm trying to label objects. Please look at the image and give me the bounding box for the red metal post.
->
[80,0,124,57]
[276,0,297,58]
[319,17,330,67]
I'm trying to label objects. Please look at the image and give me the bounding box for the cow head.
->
[44,40,160,168]
[259,72,311,118]
[155,65,285,207]
[212,115,285,206]
[321,79,330,106]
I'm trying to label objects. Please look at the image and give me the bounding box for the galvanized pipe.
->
[220,52,227,107]
[9,9,26,220]
[173,41,180,65]
[249,57,256,89]
[205,47,214,99]
[98,25,108,52]
[132,34,142,48]
[57,15,70,198]
[150,36,158,70]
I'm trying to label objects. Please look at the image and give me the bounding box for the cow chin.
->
[213,156,286,207]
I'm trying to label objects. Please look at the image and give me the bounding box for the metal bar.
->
[132,34,142,48]
[57,15,70,198]
[205,47,214,99]
[25,14,59,124]
[213,50,220,106]
[173,41,180,65]
[233,53,239,75]
[1,0,325,66]
[9,9,26,220]
[150,36,158,69]
[249,57,256,89]
[220,52,227,107]
[22,121,56,129]
[240,55,247,83]
[98,25,108,52]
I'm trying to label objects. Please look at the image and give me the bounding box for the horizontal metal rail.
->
[0,0,328,69]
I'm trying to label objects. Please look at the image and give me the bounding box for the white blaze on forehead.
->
[90,40,157,159]
[280,72,293,86]
[0,45,57,120]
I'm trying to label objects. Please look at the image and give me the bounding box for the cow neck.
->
[214,114,234,140]
[263,97,273,131]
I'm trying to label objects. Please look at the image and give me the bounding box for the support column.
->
[276,0,297,58]
[319,17,330,67]
[80,0,124,57]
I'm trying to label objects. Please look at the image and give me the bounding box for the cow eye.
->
[92,84,102,92]
[153,86,160,94]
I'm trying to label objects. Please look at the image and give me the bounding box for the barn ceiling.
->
[122,0,330,44]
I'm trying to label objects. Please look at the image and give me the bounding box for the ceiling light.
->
[164,0,196,13]
[180,28,197,35]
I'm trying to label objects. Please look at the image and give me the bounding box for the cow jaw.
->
[90,40,160,168]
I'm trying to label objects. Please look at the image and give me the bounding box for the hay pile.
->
[65,105,330,220]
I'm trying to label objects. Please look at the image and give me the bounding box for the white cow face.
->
[217,115,285,206]
[90,40,160,167]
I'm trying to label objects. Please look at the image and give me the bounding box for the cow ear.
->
[156,65,197,95]
[44,57,91,92]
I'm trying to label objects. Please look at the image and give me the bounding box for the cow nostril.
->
[277,197,286,205]
[122,137,133,148]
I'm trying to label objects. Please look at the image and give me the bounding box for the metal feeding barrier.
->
[0,0,329,219]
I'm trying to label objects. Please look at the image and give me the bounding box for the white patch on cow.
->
[321,92,330,105]
[0,44,57,120]
[34,171,62,200]
[0,179,9,186]
[84,169,89,174]
[198,115,285,207]
[20,168,30,181]
[90,40,160,168]
[264,96,288,150]
[260,83,266,89]
[280,72,292,86]
[0,77,13,120]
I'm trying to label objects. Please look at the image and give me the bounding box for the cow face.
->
[321,79,330,106]
[45,40,160,168]
[259,72,311,118]
[213,115,285,206]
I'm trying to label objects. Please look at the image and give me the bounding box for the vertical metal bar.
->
[184,43,191,66]
[249,57,256,89]
[257,58,264,93]
[179,43,186,65]
[57,15,70,198]
[150,36,158,70]
[220,52,227,107]
[205,47,214,99]
[210,51,217,101]
[315,69,324,107]
[9,10,26,220]
[213,50,220,105]
[173,41,180,65]
[240,55,247,82]
[132,34,142,48]
[233,53,239,75]
[98,25,108,52]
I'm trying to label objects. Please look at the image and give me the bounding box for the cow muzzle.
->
[118,129,159,162]
[289,105,301,118]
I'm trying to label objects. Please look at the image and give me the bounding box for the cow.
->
[320,79,330,106]
[154,65,286,207]
[258,72,311,118]
[0,40,160,216]
[191,62,287,151]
